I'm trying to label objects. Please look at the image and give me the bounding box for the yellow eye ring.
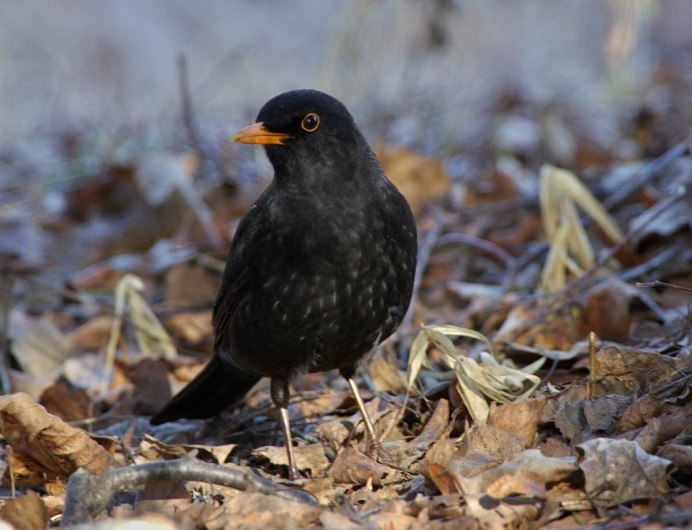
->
[301,113,320,133]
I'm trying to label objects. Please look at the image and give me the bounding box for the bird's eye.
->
[301,113,320,133]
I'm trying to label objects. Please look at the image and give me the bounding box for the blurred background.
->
[1,0,691,298]
[2,0,692,152]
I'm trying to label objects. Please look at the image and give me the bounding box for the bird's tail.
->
[150,354,260,425]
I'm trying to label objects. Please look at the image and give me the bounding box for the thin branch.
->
[602,139,690,211]
[0,271,14,394]
[636,280,692,293]
[435,232,517,290]
[176,54,224,248]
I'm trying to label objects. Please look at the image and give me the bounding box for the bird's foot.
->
[365,435,386,461]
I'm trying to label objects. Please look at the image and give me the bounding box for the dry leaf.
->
[9,311,70,378]
[182,492,320,529]
[591,345,688,396]
[551,394,633,441]
[66,314,115,352]
[448,448,578,497]
[488,397,548,444]
[577,438,673,511]
[140,434,237,465]
[367,354,407,394]
[39,376,95,422]
[409,398,450,450]
[253,443,330,477]
[164,311,213,345]
[0,491,48,530]
[328,446,389,486]
[408,325,543,422]
[538,164,623,291]
[376,143,451,215]
[427,462,459,495]
[103,274,177,389]
[164,262,219,308]
[465,422,528,461]
[0,393,114,486]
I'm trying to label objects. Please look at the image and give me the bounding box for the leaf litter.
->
[0,20,691,530]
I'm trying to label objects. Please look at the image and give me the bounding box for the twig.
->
[435,232,517,290]
[176,54,224,248]
[636,280,692,293]
[568,190,686,297]
[602,139,690,211]
[0,271,14,394]
[62,455,318,524]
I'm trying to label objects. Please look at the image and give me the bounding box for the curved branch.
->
[62,455,318,525]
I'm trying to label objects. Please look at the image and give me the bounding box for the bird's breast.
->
[227,186,416,379]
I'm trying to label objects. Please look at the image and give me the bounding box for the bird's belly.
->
[228,253,409,379]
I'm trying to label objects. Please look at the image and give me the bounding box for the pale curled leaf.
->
[407,325,543,423]
[103,274,177,388]
[541,165,623,242]
[407,330,433,388]
[128,286,177,359]
[538,164,624,292]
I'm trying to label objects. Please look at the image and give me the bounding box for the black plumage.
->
[151,89,417,478]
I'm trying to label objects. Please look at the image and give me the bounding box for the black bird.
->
[151,89,417,479]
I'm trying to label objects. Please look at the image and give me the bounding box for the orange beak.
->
[232,122,291,145]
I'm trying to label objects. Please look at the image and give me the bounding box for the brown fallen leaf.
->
[164,310,213,346]
[658,443,692,475]
[328,446,389,486]
[464,421,528,461]
[253,443,330,477]
[367,353,407,394]
[181,491,320,529]
[551,394,633,442]
[140,434,238,465]
[447,448,579,498]
[485,469,546,500]
[375,143,451,215]
[9,311,70,378]
[66,314,115,352]
[0,393,114,490]
[576,438,673,512]
[580,277,643,342]
[0,490,47,530]
[591,346,688,396]
[164,262,220,308]
[488,396,548,445]
[409,398,450,450]
[39,376,96,422]
[427,462,459,495]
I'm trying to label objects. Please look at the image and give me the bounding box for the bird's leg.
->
[270,378,298,480]
[345,375,384,459]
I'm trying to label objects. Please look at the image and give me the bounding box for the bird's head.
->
[232,89,369,180]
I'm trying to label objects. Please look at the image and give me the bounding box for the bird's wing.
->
[211,201,266,340]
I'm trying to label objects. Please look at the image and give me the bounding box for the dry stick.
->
[435,232,518,290]
[637,279,692,293]
[556,190,687,306]
[602,139,690,211]
[0,272,13,394]
[587,332,597,397]
[176,54,223,248]
[62,455,318,525]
